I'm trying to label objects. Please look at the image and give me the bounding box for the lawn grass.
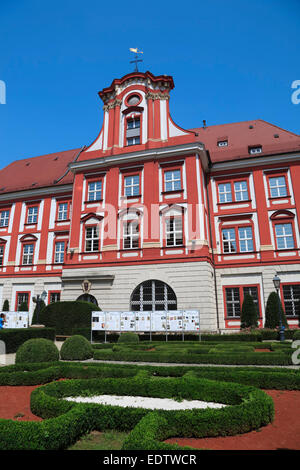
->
[68,430,129,450]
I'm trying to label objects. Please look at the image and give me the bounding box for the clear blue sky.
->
[0,0,299,169]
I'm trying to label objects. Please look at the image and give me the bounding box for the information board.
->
[0,312,29,329]
[92,310,200,333]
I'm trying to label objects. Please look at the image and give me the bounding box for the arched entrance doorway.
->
[76,294,99,306]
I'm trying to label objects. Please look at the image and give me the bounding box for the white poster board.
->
[0,311,29,329]
[92,310,200,333]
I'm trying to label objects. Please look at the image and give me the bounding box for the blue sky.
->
[0,0,299,168]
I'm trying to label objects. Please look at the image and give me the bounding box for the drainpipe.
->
[204,165,220,332]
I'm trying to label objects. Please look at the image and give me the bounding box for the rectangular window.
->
[49,292,61,303]
[218,183,232,203]
[164,170,181,192]
[222,228,236,253]
[57,203,68,221]
[85,226,99,252]
[54,241,65,264]
[234,181,249,201]
[127,136,140,146]
[17,293,29,311]
[124,175,140,197]
[225,287,241,317]
[269,176,288,198]
[0,210,9,227]
[22,244,34,265]
[0,245,4,265]
[282,284,300,317]
[27,206,38,224]
[127,118,140,129]
[275,223,294,249]
[123,221,139,249]
[166,217,183,247]
[88,181,102,201]
[238,227,254,252]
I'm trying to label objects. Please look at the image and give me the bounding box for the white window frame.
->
[88,181,102,201]
[218,183,232,203]
[85,226,99,252]
[238,226,254,252]
[58,203,68,221]
[127,136,140,146]
[225,287,241,317]
[164,170,181,192]
[234,181,249,201]
[124,175,140,197]
[0,210,9,227]
[165,216,183,247]
[275,223,294,250]
[27,206,38,224]
[22,244,34,265]
[123,221,139,249]
[54,241,65,264]
[222,228,236,253]
[269,176,288,198]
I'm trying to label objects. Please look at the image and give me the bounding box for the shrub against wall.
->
[18,301,28,312]
[264,292,288,329]
[118,332,139,344]
[2,300,9,311]
[31,300,46,325]
[38,301,100,335]
[240,294,259,329]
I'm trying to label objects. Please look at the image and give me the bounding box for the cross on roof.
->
[129,48,143,72]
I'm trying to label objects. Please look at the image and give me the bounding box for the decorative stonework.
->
[145,91,170,101]
[103,99,122,112]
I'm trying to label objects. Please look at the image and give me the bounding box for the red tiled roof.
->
[0,148,82,195]
[191,119,300,163]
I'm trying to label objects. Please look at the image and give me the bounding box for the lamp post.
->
[273,274,285,342]
[32,290,47,326]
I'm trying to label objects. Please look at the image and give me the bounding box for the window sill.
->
[84,200,103,204]
[163,245,185,249]
[161,189,184,195]
[54,219,70,224]
[217,199,252,206]
[268,195,291,201]
[24,223,37,227]
[119,247,142,252]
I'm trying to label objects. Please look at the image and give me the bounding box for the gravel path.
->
[64,394,227,410]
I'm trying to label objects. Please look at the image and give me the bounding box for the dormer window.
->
[126,117,141,146]
[217,140,228,147]
[249,146,262,155]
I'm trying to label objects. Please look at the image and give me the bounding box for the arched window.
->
[130,280,177,312]
[76,294,98,306]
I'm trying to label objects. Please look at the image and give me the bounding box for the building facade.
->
[1,70,300,331]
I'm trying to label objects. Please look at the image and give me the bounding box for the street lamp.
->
[32,290,47,326]
[273,274,285,342]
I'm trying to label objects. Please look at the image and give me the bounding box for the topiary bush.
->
[2,299,9,311]
[264,292,288,329]
[240,294,259,329]
[31,299,46,325]
[37,301,100,335]
[118,332,139,344]
[15,338,59,364]
[60,335,93,361]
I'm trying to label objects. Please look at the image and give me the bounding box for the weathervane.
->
[129,48,143,72]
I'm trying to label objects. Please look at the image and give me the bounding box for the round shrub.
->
[15,338,59,364]
[60,335,93,361]
[117,332,139,344]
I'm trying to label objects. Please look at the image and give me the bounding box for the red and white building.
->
[1,70,300,331]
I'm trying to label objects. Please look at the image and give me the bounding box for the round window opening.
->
[127,94,141,106]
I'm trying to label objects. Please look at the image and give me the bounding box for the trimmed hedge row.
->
[0,328,55,353]
[93,347,293,365]
[0,370,274,450]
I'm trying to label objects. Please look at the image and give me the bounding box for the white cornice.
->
[68,142,208,172]
[0,184,73,202]
[211,152,300,172]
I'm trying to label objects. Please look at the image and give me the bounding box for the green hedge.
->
[15,338,59,364]
[38,301,100,335]
[93,347,293,365]
[0,328,55,353]
[60,335,93,361]
[0,368,274,450]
